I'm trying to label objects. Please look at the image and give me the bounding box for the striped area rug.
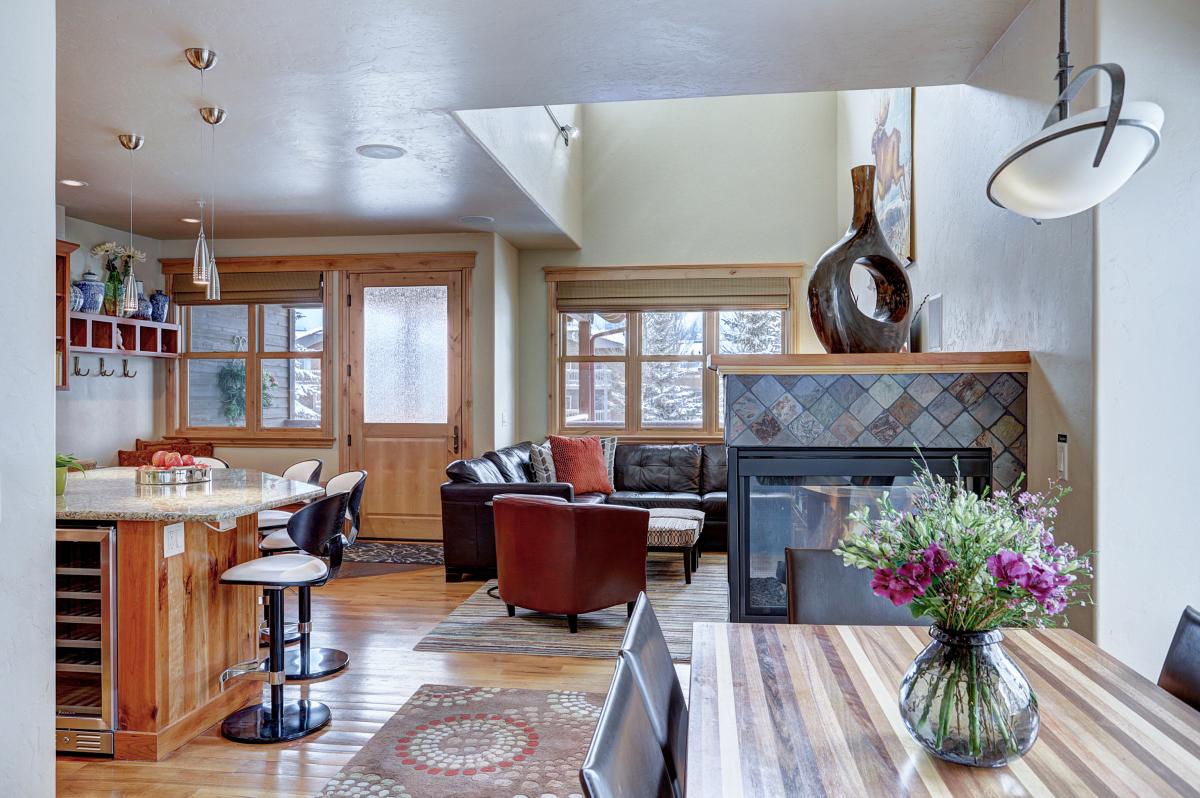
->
[415,554,728,662]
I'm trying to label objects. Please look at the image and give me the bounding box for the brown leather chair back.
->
[580,656,674,798]
[785,547,928,626]
[1159,605,1200,710]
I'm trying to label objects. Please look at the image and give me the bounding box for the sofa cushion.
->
[446,456,505,484]
[549,435,614,494]
[573,492,608,505]
[483,441,533,483]
[614,444,702,493]
[700,444,728,494]
[606,491,702,511]
[530,441,556,482]
[701,491,727,519]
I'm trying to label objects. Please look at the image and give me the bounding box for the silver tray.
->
[135,466,213,485]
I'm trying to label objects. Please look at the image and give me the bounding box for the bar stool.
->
[258,470,367,680]
[218,491,349,743]
[258,459,323,532]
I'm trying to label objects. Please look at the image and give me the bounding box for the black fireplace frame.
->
[726,446,993,623]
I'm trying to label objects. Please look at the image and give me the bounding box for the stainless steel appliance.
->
[55,525,116,755]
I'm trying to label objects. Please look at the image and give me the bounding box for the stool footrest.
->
[220,658,285,690]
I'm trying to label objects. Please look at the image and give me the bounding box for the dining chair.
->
[785,547,928,626]
[619,592,687,797]
[579,656,674,798]
[258,459,324,531]
[194,456,228,468]
[1158,605,1200,711]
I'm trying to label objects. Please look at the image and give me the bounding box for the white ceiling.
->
[56,0,1030,245]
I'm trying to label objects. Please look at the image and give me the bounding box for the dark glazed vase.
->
[899,627,1039,768]
[808,165,912,353]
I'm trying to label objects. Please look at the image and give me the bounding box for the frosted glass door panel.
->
[363,286,448,423]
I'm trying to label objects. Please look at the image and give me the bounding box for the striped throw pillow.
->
[530,441,556,483]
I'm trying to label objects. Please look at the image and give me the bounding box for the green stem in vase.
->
[983,682,1016,754]
[968,650,982,758]
[935,660,957,748]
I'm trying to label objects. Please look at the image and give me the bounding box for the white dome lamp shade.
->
[988,62,1163,221]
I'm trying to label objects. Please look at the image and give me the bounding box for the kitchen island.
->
[56,467,324,760]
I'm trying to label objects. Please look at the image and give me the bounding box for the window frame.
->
[170,279,335,446]
[555,308,787,439]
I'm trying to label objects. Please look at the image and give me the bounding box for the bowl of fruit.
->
[135,451,215,485]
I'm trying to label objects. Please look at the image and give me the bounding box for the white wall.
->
[849,0,1097,636]
[517,93,840,439]
[493,235,520,448]
[57,215,165,464]
[0,1,56,793]
[455,104,583,245]
[1095,0,1200,677]
[158,232,513,470]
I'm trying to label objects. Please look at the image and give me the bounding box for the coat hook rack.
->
[72,356,90,378]
[121,359,137,378]
[97,357,116,377]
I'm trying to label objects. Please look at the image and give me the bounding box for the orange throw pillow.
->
[549,435,614,495]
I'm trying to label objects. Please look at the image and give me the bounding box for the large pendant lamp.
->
[118,133,144,316]
[185,47,218,286]
[986,0,1162,221]
[200,105,226,301]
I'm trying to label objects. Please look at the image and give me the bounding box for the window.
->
[557,309,784,436]
[175,300,332,441]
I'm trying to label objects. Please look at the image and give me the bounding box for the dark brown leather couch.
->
[441,441,727,581]
[494,495,649,632]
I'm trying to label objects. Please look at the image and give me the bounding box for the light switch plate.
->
[1056,434,1069,481]
[164,522,185,558]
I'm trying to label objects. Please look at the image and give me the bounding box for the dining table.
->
[687,622,1200,797]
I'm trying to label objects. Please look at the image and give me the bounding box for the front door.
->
[345,271,466,540]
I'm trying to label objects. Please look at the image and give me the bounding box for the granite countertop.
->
[55,467,325,523]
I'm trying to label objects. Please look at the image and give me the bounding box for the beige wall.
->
[517,92,840,439]
[157,232,513,472]
[57,215,166,464]
[1095,0,1200,677]
[0,0,57,792]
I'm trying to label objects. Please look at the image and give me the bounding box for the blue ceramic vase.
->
[149,290,170,323]
[77,271,105,314]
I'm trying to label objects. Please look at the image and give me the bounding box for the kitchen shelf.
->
[69,312,179,359]
[55,240,79,390]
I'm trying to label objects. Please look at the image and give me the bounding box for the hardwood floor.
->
[57,563,651,797]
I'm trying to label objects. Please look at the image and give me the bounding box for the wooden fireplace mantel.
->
[707,351,1030,376]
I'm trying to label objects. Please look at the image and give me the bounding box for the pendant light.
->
[200,105,226,301]
[118,133,144,315]
[987,0,1163,221]
[186,47,218,286]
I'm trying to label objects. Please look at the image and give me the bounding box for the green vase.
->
[55,466,68,496]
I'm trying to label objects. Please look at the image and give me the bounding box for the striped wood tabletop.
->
[687,623,1200,797]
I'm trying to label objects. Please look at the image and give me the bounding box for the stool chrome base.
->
[220,699,331,743]
[284,646,349,680]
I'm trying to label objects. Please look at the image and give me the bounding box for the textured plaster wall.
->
[1094,0,1200,678]
[0,1,56,793]
[517,93,840,440]
[57,216,165,464]
[889,0,1097,636]
[493,236,520,448]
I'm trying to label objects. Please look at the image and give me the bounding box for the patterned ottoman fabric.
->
[320,684,601,798]
[647,516,701,548]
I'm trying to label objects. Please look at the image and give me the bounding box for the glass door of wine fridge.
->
[55,525,116,755]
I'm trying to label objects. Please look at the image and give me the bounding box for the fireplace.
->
[727,446,992,623]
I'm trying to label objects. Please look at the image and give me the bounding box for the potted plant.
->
[834,460,1092,767]
[56,453,85,496]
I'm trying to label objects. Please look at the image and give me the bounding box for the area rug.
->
[346,540,444,565]
[318,683,602,798]
[415,553,728,662]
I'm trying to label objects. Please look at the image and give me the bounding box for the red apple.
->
[180,454,195,466]
[164,452,184,468]
[151,450,170,468]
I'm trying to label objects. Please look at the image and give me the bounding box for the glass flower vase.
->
[898,626,1039,767]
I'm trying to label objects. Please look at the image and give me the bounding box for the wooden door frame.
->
[338,259,473,477]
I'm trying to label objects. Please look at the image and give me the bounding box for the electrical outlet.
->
[1056,434,1069,481]
[163,522,185,558]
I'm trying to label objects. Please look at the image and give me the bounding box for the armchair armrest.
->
[440,481,575,504]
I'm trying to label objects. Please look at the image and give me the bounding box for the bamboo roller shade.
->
[554,275,790,311]
[170,271,323,305]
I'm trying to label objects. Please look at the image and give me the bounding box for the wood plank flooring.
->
[57,563,645,798]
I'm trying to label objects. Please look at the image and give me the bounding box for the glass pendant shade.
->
[205,258,221,301]
[121,267,140,314]
[192,223,210,285]
[988,63,1163,220]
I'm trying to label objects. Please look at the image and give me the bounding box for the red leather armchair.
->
[493,495,650,633]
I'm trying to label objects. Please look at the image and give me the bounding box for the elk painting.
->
[868,88,914,262]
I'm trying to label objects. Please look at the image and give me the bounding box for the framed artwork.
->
[868,87,915,262]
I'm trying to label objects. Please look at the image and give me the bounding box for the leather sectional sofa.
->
[440,441,727,581]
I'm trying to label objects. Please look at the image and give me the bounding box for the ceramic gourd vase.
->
[78,270,105,314]
[150,290,170,323]
[807,164,913,353]
[69,283,84,312]
[134,280,153,320]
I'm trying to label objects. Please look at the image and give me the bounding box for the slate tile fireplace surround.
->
[711,352,1031,623]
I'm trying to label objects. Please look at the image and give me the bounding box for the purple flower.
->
[872,567,917,606]
[922,543,955,575]
[987,550,1031,589]
[898,561,933,593]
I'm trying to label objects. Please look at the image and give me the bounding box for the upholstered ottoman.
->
[647,508,705,584]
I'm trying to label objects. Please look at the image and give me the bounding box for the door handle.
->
[452,425,460,454]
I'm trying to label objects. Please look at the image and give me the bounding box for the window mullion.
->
[629,312,641,434]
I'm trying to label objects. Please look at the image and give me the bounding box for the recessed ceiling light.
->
[180,217,201,224]
[459,215,496,225]
[59,178,88,187]
[356,144,406,160]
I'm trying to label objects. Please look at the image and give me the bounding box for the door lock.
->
[452,425,460,454]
